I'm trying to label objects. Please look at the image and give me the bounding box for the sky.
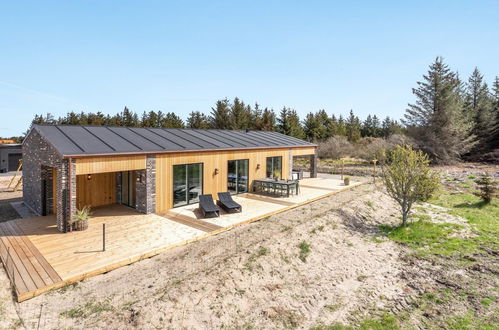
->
[1,1,498,137]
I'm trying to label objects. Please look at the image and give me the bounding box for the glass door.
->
[121,171,136,208]
[228,159,249,194]
[173,163,203,207]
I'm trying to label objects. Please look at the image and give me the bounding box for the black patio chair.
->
[199,194,220,218]
[217,192,242,213]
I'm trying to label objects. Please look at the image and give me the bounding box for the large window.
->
[228,159,249,194]
[266,156,282,179]
[173,163,203,207]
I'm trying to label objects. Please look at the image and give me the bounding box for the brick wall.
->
[22,128,74,232]
[136,155,156,213]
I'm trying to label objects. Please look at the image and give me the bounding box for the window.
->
[266,156,282,178]
[228,159,249,194]
[173,163,203,207]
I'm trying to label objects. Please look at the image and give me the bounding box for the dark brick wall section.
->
[22,128,74,232]
[136,155,156,213]
[310,151,318,178]
[23,129,61,215]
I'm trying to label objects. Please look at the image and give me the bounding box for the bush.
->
[474,175,497,204]
[317,136,354,159]
[382,145,440,226]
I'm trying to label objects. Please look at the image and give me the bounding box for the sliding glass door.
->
[266,156,282,178]
[228,159,249,194]
[173,163,203,207]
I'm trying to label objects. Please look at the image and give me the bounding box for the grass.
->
[378,187,498,258]
[298,241,311,262]
[60,300,114,319]
[312,313,400,330]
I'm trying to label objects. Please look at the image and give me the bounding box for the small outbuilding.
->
[22,125,317,232]
[0,143,22,173]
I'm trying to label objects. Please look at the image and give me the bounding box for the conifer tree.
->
[303,112,321,141]
[464,68,493,152]
[161,112,184,128]
[404,57,474,163]
[230,97,251,130]
[346,110,361,142]
[187,111,210,129]
[210,99,232,129]
[277,107,304,139]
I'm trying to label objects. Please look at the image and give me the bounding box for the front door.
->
[121,171,136,208]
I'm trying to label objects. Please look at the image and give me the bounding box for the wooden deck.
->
[1,177,363,302]
[161,211,223,232]
[0,220,62,301]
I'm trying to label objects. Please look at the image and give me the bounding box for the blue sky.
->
[1,1,498,136]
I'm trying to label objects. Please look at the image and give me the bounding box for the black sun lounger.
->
[217,192,242,213]
[199,194,220,218]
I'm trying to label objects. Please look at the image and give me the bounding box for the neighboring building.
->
[23,125,317,232]
[0,144,22,173]
[0,139,17,144]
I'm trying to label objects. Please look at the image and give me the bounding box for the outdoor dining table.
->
[252,179,299,197]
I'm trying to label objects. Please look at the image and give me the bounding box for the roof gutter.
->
[62,144,317,159]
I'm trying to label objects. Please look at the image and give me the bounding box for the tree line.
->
[28,99,403,143]
[404,57,498,163]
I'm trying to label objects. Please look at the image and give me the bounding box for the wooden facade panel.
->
[76,173,116,208]
[155,148,294,213]
[75,155,146,175]
[292,146,316,156]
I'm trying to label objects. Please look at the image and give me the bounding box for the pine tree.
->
[230,97,251,130]
[346,110,361,142]
[303,112,321,141]
[187,111,210,129]
[326,114,338,137]
[362,114,374,137]
[210,99,232,129]
[336,115,347,136]
[277,107,305,139]
[488,77,499,152]
[464,68,494,153]
[161,112,184,128]
[403,57,474,163]
[254,107,276,131]
[372,115,381,137]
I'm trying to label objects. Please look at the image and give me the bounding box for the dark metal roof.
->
[31,124,316,157]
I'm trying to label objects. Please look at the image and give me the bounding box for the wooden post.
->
[341,159,344,180]
[372,159,378,184]
[7,160,22,189]
[103,223,106,251]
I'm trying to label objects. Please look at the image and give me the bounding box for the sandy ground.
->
[0,181,416,329]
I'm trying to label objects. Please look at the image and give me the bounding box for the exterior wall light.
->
[256,164,261,170]
[214,168,219,175]
[87,174,92,180]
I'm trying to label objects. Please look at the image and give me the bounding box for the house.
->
[22,125,317,232]
[0,143,22,173]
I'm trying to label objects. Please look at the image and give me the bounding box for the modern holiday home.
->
[22,124,317,232]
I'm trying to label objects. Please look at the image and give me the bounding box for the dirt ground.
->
[0,182,417,329]
[0,174,22,222]
[0,166,496,329]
